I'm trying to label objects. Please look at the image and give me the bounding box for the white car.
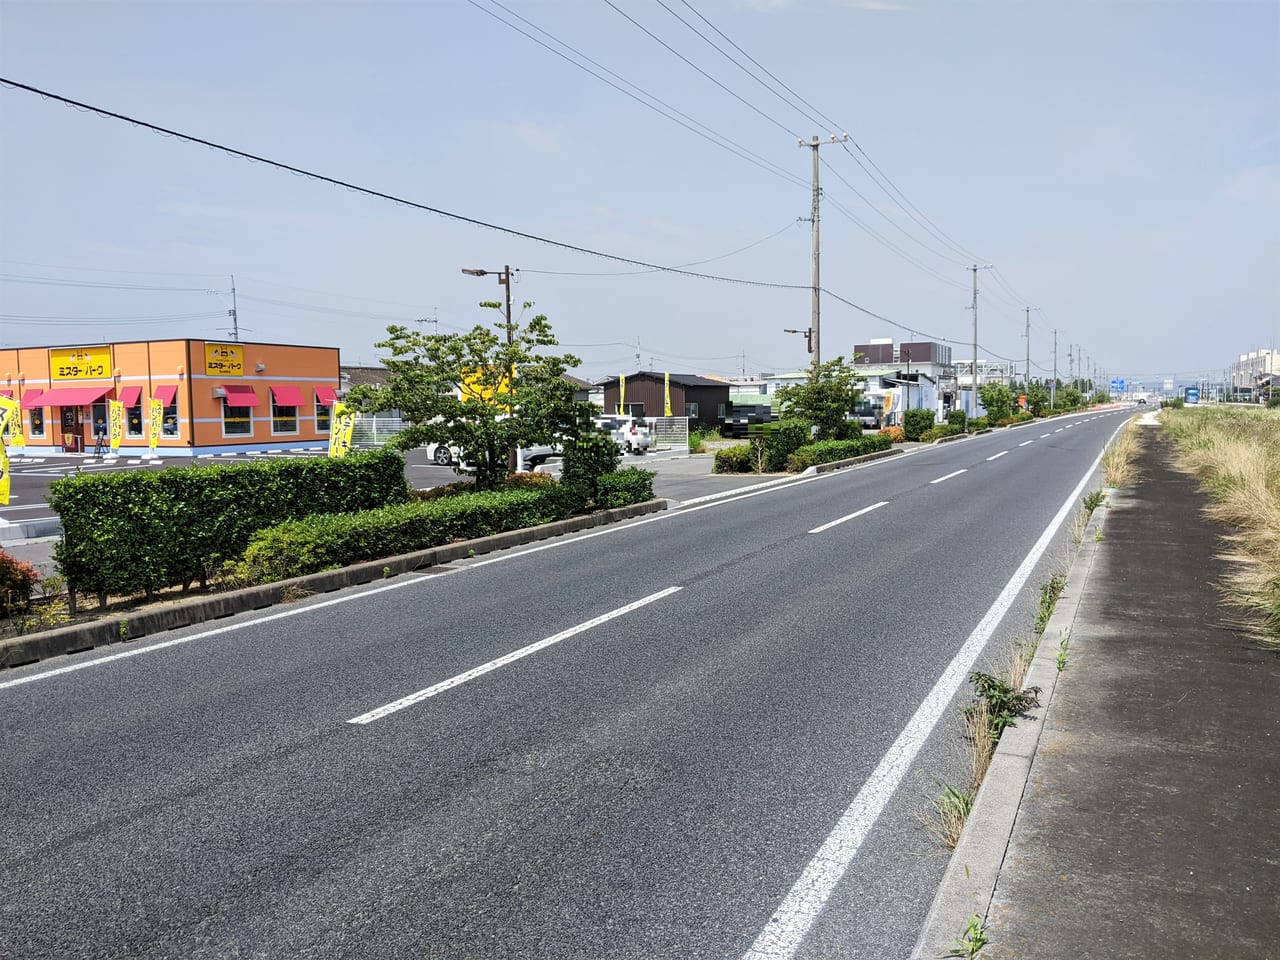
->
[424,442,462,466]
[592,416,652,454]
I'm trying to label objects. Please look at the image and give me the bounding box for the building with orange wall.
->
[1,339,341,456]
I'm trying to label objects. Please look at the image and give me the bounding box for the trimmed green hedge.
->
[919,423,965,442]
[50,449,409,602]
[232,488,567,584]
[595,467,655,508]
[232,472,656,585]
[946,409,967,430]
[785,434,892,471]
[967,416,990,432]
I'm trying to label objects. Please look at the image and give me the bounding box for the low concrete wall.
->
[0,499,667,670]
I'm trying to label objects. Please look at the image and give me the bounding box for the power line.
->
[519,219,801,277]
[467,0,806,189]
[0,311,225,322]
[0,77,812,292]
[600,0,800,138]
[0,272,221,293]
[824,195,969,292]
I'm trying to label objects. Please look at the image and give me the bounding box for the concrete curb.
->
[910,492,1111,958]
[807,446,903,475]
[0,517,63,545]
[0,499,667,671]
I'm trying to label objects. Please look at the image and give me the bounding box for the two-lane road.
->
[0,410,1129,959]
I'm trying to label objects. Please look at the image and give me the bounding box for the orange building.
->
[1,339,341,456]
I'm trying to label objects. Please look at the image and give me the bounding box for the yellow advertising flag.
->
[148,398,163,451]
[329,401,356,458]
[883,391,895,415]
[0,439,9,506]
[664,372,672,417]
[109,400,124,451]
[0,395,21,448]
[618,374,626,415]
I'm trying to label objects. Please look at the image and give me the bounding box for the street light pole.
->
[462,265,518,470]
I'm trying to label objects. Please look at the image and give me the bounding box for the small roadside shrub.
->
[967,416,989,432]
[877,425,905,443]
[946,409,967,431]
[995,417,1018,428]
[411,480,476,501]
[919,423,964,442]
[501,471,558,490]
[713,444,754,473]
[902,408,937,442]
[0,551,41,610]
[966,671,1042,743]
[559,431,621,508]
[595,468,655,508]
[763,418,812,472]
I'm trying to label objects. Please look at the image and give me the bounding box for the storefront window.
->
[162,402,179,436]
[271,400,298,435]
[315,399,331,433]
[222,399,253,436]
[126,403,144,438]
[29,408,45,438]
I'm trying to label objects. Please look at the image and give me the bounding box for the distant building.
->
[597,371,729,428]
[3,338,339,456]
[1229,349,1280,399]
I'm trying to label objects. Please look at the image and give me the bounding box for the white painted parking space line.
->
[347,586,683,725]
[985,451,1008,461]
[929,469,967,485]
[1018,440,1034,447]
[808,500,889,534]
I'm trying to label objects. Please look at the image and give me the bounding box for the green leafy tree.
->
[1025,382,1051,416]
[978,382,1014,422]
[346,311,593,489]
[774,357,864,439]
[1059,385,1084,409]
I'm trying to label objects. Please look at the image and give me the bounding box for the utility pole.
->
[1052,329,1058,410]
[970,264,993,414]
[461,264,517,469]
[1024,307,1032,391]
[800,133,848,371]
[229,274,240,342]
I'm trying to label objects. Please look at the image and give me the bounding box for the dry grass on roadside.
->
[1102,415,1144,487]
[964,697,995,789]
[1163,407,1280,644]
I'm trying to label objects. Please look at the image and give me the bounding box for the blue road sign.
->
[1185,386,1200,404]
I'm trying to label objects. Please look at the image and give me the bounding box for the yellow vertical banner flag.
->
[109,400,124,452]
[329,401,356,458]
[0,396,16,505]
[148,398,163,451]
[664,372,672,417]
[618,375,626,415]
[0,394,21,448]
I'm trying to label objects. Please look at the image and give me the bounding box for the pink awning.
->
[314,385,338,406]
[270,384,304,407]
[0,390,11,398]
[222,384,260,407]
[32,386,111,407]
[118,386,142,407]
[153,385,178,406]
[20,389,44,409]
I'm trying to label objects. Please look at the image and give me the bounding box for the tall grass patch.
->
[1163,407,1280,643]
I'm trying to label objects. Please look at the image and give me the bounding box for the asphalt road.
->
[0,410,1129,959]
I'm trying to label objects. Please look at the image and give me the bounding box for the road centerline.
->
[347,586,683,725]
[807,500,889,535]
[986,451,1008,461]
[1018,440,1034,447]
[929,469,967,485]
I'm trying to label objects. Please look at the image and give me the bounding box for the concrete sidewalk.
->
[921,429,1280,957]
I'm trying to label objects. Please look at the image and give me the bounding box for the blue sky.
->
[1,0,1276,388]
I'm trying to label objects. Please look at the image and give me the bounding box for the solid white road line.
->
[0,576,437,691]
[347,586,682,725]
[986,451,1008,461]
[807,501,889,534]
[929,469,967,484]
[741,418,1128,960]
[1018,440,1034,447]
